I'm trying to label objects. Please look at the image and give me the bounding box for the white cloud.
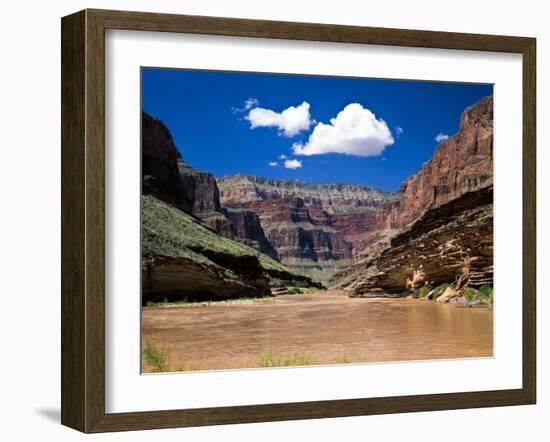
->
[268,161,278,167]
[244,98,259,110]
[246,102,312,137]
[284,159,302,169]
[278,154,288,160]
[435,133,449,143]
[395,126,404,136]
[232,98,259,113]
[292,103,394,157]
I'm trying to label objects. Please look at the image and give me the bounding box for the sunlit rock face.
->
[217,175,398,280]
[393,95,493,227]
[329,96,494,296]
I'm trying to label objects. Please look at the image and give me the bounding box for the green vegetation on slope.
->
[142,194,298,276]
[288,287,303,294]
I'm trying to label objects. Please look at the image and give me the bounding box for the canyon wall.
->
[143,94,493,295]
[218,175,397,280]
[141,112,317,299]
[330,96,494,296]
[217,96,492,284]
[142,112,278,258]
[391,95,493,227]
[142,195,314,302]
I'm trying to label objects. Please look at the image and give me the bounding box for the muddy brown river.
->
[141,290,493,373]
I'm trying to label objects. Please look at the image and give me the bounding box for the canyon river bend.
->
[141,290,493,373]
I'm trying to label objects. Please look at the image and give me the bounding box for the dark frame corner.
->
[61,8,536,433]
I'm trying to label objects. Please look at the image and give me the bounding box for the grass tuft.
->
[417,287,429,298]
[144,296,277,308]
[142,343,168,372]
[258,348,316,367]
[288,287,303,294]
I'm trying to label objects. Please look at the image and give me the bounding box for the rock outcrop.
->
[218,176,396,210]
[218,175,397,280]
[386,95,493,228]
[142,113,193,213]
[141,113,316,300]
[176,159,233,238]
[225,208,278,259]
[330,96,494,298]
[332,187,493,295]
[142,195,315,303]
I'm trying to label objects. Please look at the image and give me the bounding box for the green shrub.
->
[142,343,168,372]
[463,287,477,303]
[475,285,493,304]
[479,285,493,298]
[288,287,303,294]
[432,283,449,300]
[418,287,429,298]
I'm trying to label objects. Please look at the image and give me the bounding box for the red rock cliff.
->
[386,95,493,228]
[330,96,494,297]
[217,176,398,280]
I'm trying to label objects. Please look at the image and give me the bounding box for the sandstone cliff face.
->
[330,96,494,297]
[331,187,493,295]
[218,175,395,212]
[389,96,493,228]
[217,175,396,280]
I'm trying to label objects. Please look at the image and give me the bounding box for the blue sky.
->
[142,68,492,192]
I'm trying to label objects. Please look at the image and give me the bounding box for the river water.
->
[141,290,493,372]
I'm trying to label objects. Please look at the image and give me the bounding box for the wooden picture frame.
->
[61,8,536,433]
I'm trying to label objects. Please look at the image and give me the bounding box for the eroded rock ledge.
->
[330,187,493,299]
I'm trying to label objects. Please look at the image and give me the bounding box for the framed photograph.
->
[61,9,536,433]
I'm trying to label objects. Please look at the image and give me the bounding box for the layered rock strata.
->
[331,187,493,295]
[218,175,397,280]
[329,96,494,297]
[142,195,315,303]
